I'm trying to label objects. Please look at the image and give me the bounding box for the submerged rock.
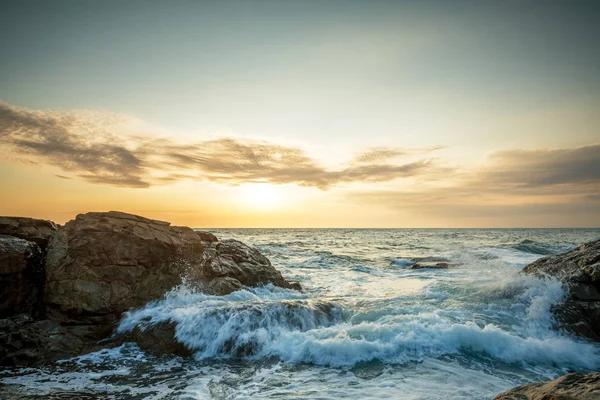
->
[123,321,193,357]
[521,239,600,340]
[410,262,455,270]
[494,372,600,400]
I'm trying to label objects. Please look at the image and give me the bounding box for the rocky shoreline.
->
[1,213,599,398]
[0,211,300,366]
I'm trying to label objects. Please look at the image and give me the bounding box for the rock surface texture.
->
[494,372,600,400]
[521,239,600,340]
[0,236,43,318]
[0,211,300,365]
[45,211,205,323]
[0,216,58,249]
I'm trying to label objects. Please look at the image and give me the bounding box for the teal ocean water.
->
[2,228,600,399]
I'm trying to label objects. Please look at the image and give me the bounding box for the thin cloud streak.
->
[0,102,445,189]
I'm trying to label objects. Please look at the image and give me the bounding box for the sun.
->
[237,183,283,210]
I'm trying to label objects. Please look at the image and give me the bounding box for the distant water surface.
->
[2,228,600,399]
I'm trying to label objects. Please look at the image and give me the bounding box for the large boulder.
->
[0,235,43,318]
[0,216,58,249]
[494,372,600,400]
[521,239,600,340]
[44,211,205,323]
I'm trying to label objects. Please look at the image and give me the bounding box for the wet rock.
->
[123,321,192,357]
[410,262,457,270]
[0,236,44,318]
[208,276,244,295]
[0,217,58,249]
[494,372,600,400]
[0,314,113,366]
[521,239,600,340]
[1,211,301,364]
[202,239,302,292]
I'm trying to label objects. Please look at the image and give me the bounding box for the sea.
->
[2,228,600,399]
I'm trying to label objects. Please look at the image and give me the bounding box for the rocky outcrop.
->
[0,211,300,365]
[44,211,206,324]
[0,236,43,318]
[0,216,58,249]
[521,239,600,340]
[201,238,301,295]
[494,372,600,400]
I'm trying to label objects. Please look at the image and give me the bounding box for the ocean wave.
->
[117,281,599,371]
[510,239,558,255]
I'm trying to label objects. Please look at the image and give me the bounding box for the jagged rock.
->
[521,239,600,340]
[0,235,44,318]
[0,217,58,249]
[494,372,600,400]
[44,211,205,323]
[202,239,300,291]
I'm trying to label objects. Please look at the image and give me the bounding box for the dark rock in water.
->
[0,216,58,249]
[410,262,457,270]
[123,321,192,357]
[0,211,301,365]
[0,236,44,318]
[0,314,113,366]
[201,238,301,292]
[494,372,600,400]
[521,239,600,341]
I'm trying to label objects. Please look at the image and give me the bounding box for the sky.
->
[1,0,599,227]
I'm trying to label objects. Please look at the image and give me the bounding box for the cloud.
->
[0,102,444,189]
[481,145,600,188]
[347,144,600,224]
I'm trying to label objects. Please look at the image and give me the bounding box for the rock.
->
[494,372,600,400]
[0,314,113,366]
[123,321,192,357]
[196,231,219,243]
[0,236,44,318]
[201,238,301,291]
[410,262,456,270]
[0,211,301,365]
[44,211,205,323]
[208,276,244,295]
[521,239,600,340]
[0,217,58,249]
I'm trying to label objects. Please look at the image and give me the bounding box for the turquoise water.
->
[2,229,600,399]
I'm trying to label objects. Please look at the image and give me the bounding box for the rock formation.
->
[0,211,300,365]
[494,372,600,400]
[521,239,600,340]
[0,235,43,318]
[0,216,58,249]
